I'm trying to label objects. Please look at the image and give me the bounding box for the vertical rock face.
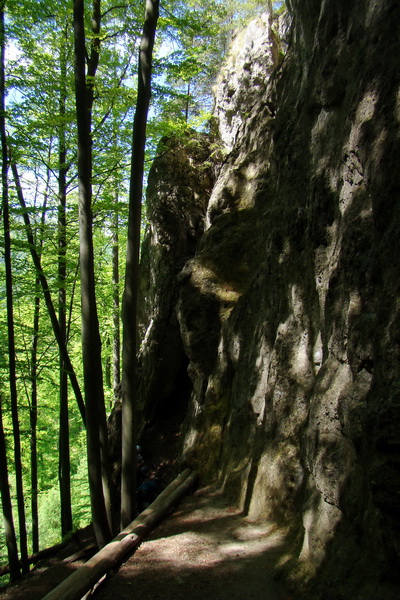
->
[136,132,218,461]
[212,11,288,151]
[136,0,400,597]
[172,1,400,598]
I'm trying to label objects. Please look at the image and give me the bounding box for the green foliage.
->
[0,0,288,578]
[37,487,62,549]
[37,451,91,549]
[70,454,91,529]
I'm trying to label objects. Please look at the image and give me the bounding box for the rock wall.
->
[137,1,400,598]
[177,1,400,597]
[212,11,287,151]
[136,132,218,462]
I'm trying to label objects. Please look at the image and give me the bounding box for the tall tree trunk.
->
[58,26,73,539]
[90,0,117,536]
[30,286,40,554]
[73,0,113,547]
[0,17,19,583]
[0,24,19,567]
[112,188,121,399]
[4,178,29,576]
[0,394,20,581]
[29,156,51,554]
[1,3,28,572]
[121,0,159,528]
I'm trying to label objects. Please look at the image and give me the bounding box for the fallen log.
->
[41,467,198,600]
[60,541,98,564]
[0,541,68,577]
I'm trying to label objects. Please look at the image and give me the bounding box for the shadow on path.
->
[93,487,296,600]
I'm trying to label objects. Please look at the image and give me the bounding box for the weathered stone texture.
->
[174,1,400,598]
[134,1,400,598]
[136,132,219,461]
[213,11,282,151]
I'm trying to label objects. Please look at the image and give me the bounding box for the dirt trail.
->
[0,486,296,600]
[93,487,295,600]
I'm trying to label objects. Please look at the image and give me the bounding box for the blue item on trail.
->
[137,477,161,512]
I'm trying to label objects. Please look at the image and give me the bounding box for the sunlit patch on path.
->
[93,487,294,600]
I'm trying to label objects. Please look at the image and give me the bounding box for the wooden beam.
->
[41,468,197,600]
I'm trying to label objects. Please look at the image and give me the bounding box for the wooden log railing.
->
[0,542,68,577]
[41,468,198,600]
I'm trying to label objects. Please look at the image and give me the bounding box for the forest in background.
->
[0,0,285,583]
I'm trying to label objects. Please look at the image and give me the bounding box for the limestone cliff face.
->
[212,11,288,151]
[138,1,400,597]
[136,132,218,460]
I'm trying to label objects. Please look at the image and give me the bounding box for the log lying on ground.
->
[41,468,198,600]
[61,542,98,564]
[0,528,97,577]
[0,542,68,577]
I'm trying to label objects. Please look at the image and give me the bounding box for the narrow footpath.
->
[93,486,295,600]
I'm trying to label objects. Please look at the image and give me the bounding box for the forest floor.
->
[0,486,297,600]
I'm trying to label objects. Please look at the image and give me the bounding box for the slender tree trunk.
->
[4,180,29,576]
[1,2,28,574]
[29,157,50,554]
[90,0,117,537]
[30,286,40,554]
[121,0,159,528]
[185,80,190,123]
[58,27,73,539]
[73,0,113,547]
[112,189,121,398]
[0,37,18,563]
[0,394,20,581]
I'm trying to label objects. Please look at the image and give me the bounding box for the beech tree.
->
[121,0,159,528]
[28,191,48,554]
[0,3,20,580]
[58,24,73,539]
[0,0,29,574]
[73,0,114,547]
